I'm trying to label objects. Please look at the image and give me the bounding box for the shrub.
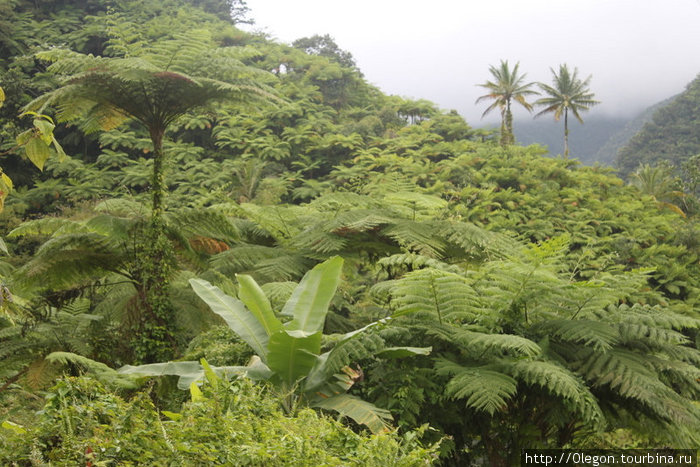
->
[0,376,439,466]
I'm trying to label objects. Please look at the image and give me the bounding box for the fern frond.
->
[392,268,482,323]
[435,359,517,415]
[617,323,688,346]
[14,233,124,289]
[508,359,603,425]
[449,330,542,357]
[320,332,386,381]
[8,218,88,238]
[381,221,445,258]
[577,348,696,424]
[533,319,619,352]
[260,281,297,310]
[444,221,518,260]
[45,351,138,389]
[255,254,315,282]
[209,244,281,273]
[166,208,239,243]
[377,253,462,275]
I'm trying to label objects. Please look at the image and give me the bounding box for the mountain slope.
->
[615,74,700,178]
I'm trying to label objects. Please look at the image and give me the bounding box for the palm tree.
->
[534,64,599,157]
[476,60,538,146]
[26,31,279,361]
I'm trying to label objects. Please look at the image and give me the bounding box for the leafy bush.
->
[0,376,439,466]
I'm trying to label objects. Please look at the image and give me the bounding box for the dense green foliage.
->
[1,376,438,465]
[1,1,699,466]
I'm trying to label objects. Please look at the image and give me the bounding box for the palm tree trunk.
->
[563,109,569,158]
[499,109,507,146]
[505,106,514,145]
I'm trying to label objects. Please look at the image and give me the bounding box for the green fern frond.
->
[291,229,348,254]
[8,218,88,238]
[307,192,379,211]
[577,348,696,424]
[508,359,603,425]
[166,208,239,243]
[617,304,700,330]
[377,253,462,275]
[255,254,315,282]
[533,319,619,352]
[381,221,445,258]
[435,359,517,415]
[450,330,542,357]
[443,221,518,260]
[84,214,137,243]
[382,191,448,220]
[14,233,123,289]
[319,333,386,381]
[45,351,138,389]
[209,244,281,273]
[392,268,482,323]
[260,282,297,310]
[617,323,688,346]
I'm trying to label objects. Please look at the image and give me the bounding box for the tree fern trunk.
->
[150,127,166,225]
[132,126,176,363]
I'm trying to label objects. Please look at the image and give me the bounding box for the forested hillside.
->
[1,1,699,466]
[616,75,700,179]
[592,97,675,166]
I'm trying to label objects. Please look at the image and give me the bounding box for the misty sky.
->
[242,0,700,126]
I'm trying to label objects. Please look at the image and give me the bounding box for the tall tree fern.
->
[26,30,279,361]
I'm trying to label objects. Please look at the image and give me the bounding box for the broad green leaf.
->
[15,129,32,146]
[51,135,67,162]
[206,358,274,383]
[0,86,4,108]
[1,173,13,191]
[224,355,274,381]
[24,137,51,171]
[118,361,205,389]
[200,358,219,390]
[0,237,8,255]
[376,346,432,358]
[1,421,26,435]
[118,361,203,377]
[312,393,392,434]
[190,382,205,402]
[236,274,282,336]
[283,256,343,333]
[190,278,268,358]
[266,329,322,387]
[33,118,55,144]
[162,411,182,421]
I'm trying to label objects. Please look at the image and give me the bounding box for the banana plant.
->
[119,256,430,433]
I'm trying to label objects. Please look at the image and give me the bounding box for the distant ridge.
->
[615,74,700,178]
[513,115,628,165]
